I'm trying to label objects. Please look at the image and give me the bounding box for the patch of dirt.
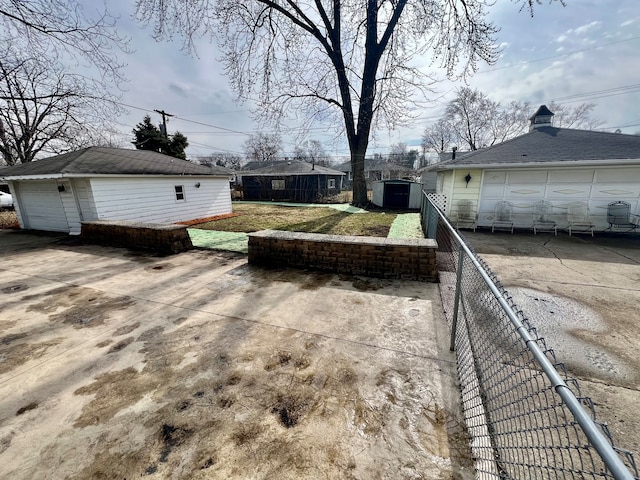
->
[1,332,27,345]
[1,283,29,294]
[107,337,134,354]
[0,320,17,334]
[26,286,135,328]
[73,367,157,427]
[16,402,38,415]
[0,337,64,374]
[112,322,140,336]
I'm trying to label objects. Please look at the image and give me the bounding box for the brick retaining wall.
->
[81,220,193,254]
[248,230,438,282]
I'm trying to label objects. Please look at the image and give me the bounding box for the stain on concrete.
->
[27,286,135,328]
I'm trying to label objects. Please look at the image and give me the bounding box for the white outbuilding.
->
[0,147,232,234]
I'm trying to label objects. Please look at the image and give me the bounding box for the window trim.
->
[271,179,285,190]
[174,185,186,202]
[328,178,336,189]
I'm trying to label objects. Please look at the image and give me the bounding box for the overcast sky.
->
[100,0,640,160]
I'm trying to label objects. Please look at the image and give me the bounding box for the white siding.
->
[89,177,232,223]
[72,179,97,221]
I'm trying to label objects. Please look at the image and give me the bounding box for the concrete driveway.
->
[0,230,470,480]
[463,230,640,458]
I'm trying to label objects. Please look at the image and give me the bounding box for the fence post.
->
[450,246,465,351]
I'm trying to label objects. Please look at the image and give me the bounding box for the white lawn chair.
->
[455,200,477,232]
[492,201,514,233]
[532,200,557,235]
[567,202,594,236]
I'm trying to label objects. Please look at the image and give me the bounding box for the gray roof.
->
[242,160,345,176]
[434,127,640,170]
[0,147,231,178]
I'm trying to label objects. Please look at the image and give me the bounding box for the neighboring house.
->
[240,160,346,202]
[335,159,413,188]
[430,105,640,231]
[0,147,232,235]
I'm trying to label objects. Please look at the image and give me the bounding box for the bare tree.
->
[244,133,282,163]
[198,152,244,170]
[490,100,531,143]
[134,0,521,206]
[293,139,332,167]
[0,0,129,85]
[445,87,502,151]
[0,54,123,165]
[422,118,457,156]
[547,102,603,130]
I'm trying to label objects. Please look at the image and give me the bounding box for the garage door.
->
[18,181,69,232]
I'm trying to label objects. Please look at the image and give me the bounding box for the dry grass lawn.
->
[194,203,397,237]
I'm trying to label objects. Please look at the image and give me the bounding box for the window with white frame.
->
[174,185,186,201]
[348,171,352,180]
[328,178,336,189]
[271,179,285,190]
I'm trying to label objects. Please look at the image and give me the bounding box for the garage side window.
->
[271,179,285,190]
[328,178,336,189]
[175,185,186,202]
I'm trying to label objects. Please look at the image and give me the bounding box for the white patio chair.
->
[532,200,557,235]
[455,199,477,232]
[492,201,514,233]
[567,202,594,236]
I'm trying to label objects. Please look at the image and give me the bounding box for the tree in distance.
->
[243,133,282,163]
[132,115,189,160]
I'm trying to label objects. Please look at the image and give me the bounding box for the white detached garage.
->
[0,147,232,235]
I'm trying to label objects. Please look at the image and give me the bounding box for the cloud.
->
[573,21,602,35]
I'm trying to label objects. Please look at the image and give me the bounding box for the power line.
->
[478,35,640,74]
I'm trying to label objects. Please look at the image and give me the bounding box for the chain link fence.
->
[421,192,638,480]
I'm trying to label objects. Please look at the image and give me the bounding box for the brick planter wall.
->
[81,221,193,254]
[248,230,438,282]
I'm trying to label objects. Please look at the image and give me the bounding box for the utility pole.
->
[154,109,174,139]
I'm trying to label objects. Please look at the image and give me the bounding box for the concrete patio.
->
[0,230,470,479]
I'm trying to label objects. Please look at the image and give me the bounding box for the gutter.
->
[0,173,230,181]
[433,158,640,170]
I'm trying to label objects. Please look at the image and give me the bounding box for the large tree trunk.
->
[351,145,368,207]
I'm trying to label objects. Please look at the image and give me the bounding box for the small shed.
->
[240,160,345,202]
[0,147,232,235]
[372,180,423,209]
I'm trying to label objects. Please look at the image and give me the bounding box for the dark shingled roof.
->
[0,147,231,177]
[242,160,345,175]
[434,127,640,169]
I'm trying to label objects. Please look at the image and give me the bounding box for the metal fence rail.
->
[421,192,638,480]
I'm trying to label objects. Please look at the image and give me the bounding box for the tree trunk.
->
[351,144,368,207]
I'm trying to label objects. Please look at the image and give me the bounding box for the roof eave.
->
[1,172,230,180]
[434,158,640,170]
